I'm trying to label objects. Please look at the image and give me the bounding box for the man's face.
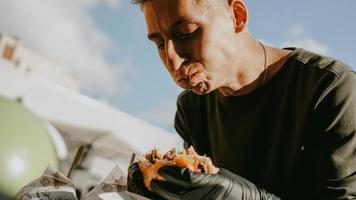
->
[143,0,238,95]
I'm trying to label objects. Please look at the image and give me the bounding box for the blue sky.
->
[88,0,356,131]
[1,0,355,132]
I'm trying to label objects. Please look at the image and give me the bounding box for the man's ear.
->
[229,0,248,33]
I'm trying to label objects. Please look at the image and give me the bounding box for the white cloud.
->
[281,38,329,55]
[285,24,307,38]
[281,24,329,55]
[0,0,130,99]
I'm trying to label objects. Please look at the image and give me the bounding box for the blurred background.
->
[0,0,355,198]
[1,0,355,131]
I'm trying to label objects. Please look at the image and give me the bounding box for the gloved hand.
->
[150,166,280,200]
[127,162,165,200]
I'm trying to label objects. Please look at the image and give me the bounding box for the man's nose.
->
[164,39,185,71]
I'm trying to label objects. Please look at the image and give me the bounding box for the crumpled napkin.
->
[15,165,77,200]
[82,165,151,200]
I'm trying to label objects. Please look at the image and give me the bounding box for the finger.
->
[150,179,183,200]
[151,179,224,200]
[158,166,192,187]
[159,166,219,187]
[189,172,222,187]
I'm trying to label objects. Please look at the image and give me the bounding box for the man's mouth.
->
[176,64,207,93]
[187,75,207,93]
[178,77,189,84]
[177,77,204,90]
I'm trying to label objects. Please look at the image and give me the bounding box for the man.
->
[132,0,356,199]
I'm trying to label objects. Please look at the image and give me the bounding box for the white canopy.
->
[0,59,182,177]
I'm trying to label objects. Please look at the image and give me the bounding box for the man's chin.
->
[190,87,212,95]
[178,84,213,95]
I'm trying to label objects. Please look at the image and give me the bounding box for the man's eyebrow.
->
[147,17,192,40]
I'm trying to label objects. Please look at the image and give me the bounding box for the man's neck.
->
[218,37,292,97]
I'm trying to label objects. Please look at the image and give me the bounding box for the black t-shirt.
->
[174,48,356,199]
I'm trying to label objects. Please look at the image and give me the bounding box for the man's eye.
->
[175,28,199,41]
[178,32,194,40]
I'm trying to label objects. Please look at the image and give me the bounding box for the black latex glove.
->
[151,166,281,200]
[127,162,165,200]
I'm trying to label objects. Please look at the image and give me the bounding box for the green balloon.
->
[0,96,58,196]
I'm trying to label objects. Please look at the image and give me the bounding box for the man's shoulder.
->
[289,48,356,107]
[291,48,353,78]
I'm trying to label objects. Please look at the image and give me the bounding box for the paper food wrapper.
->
[15,165,77,200]
[98,191,151,200]
[82,165,127,200]
[82,165,151,200]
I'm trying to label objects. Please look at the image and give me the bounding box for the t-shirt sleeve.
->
[174,93,193,149]
[309,71,356,198]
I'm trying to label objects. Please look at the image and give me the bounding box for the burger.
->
[127,146,219,198]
